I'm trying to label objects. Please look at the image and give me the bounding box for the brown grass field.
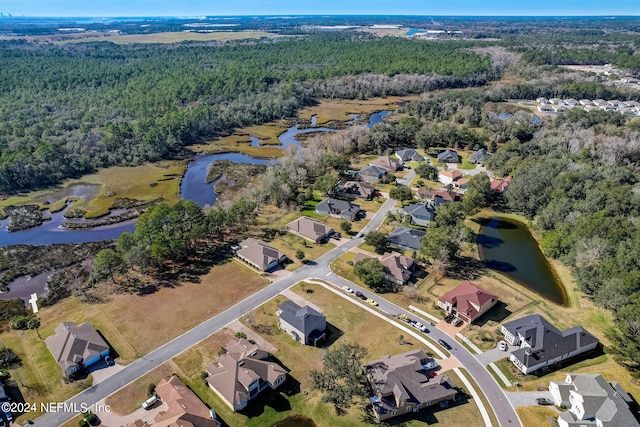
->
[298,96,419,124]
[58,31,285,45]
[516,406,559,427]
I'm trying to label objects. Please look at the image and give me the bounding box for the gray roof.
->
[387,226,426,251]
[315,198,360,219]
[395,148,425,162]
[504,315,599,370]
[45,322,110,376]
[470,148,488,163]
[437,150,459,163]
[364,349,456,405]
[357,165,387,179]
[556,374,638,427]
[278,300,326,339]
[403,202,436,223]
[236,238,286,271]
[286,217,333,241]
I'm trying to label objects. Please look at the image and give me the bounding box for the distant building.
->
[549,98,565,105]
[621,76,640,84]
[501,315,599,374]
[437,281,498,323]
[336,181,375,200]
[549,374,637,427]
[315,198,361,220]
[355,251,416,285]
[579,99,593,106]
[490,176,512,193]
[277,301,326,346]
[357,165,388,183]
[370,155,402,172]
[45,322,110,378]
[235,238,287,272]
[417,188,462,206]
[387,226,426,252]
[364,349,457,422]
[402,202,436,227]
[536,97,549,104]
[537,104,555,113]
[564,99,578,107]
[470,148,488,164]
[437,150,459,164]
[206,338,287,411]
[395,148,425,162]
[438,170,463,185]
[128,376,220,427]
[286,217,334,244]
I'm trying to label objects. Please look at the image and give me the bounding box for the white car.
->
[342,286,354,293]
[413,322,428,332]
[498,340,508,351]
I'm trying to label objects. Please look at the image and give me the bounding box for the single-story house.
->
[364,349,457,422]
[45,322,110,378]
[438,170,463,185]
[336,181,375,200]
[417,188,462,206]
[387,226,426,252]
[277,300,326,346]
[206,338,287,411]
[357,165,388,183]
[395,148,425,162]
[437,281,498,323]
[549,98,565,105]
[286,217,334,244]
[236,238,287,272]
[501,315,599,374]
[370,155,402,172]
[536,97,549,104]
[579,99,593,106]
[437,150,459,164]
[454,177,469,189]
[470,148,488,164]
[553,105,567,113]
[315,198,361,220]
[128,376,220,427]
[549,374,636,427]
[564,98,578,107]
[622,100,640,108]
[621,76,640,84]
[583,105,599,112]
[537,104,555,113]
[490,176,512,193]
[355,252,416,285]
[592,99,608,107]
[402,202,436,227]
[607,100,623,107]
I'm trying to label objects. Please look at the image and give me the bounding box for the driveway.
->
[476,342,517,365]
[94,397,168,427]
[88,361,126,384]
[505,391,557,409]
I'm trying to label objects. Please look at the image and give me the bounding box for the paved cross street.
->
[35,169,521,427]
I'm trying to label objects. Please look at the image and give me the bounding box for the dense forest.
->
[0,34,493,193]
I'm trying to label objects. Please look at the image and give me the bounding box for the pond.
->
[477,216,567,305]
[368,111,389,127]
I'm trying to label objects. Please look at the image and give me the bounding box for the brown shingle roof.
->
[236,238,285,271]
[151,376,220,427]
[45,322,109,375]
[286,217,334,242]
[438,170,463,180]
[370,156,401,172]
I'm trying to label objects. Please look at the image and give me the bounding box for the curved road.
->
[35,169,520,427]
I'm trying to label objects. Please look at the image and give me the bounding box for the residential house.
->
[395,148,425,162]
[277,301,326,346]
[402,202,436,227]
[454,177,469,190]
[437,150,459,164]
[579,99,593,106]
[564,99,578,107]
[501,315,599,374]
[438,169,463,185]
[235,238,287,272]
[45,322,110,378]
[128,376,220,427]
[549,98,565,105]
[622,100,640,108]
[364,349,457,422]
[357,165,388,183]
[286,217,334,244]
[437,281,499,324]
[490,176,512,193]
[417,188,462,206]
[621,76,640,84]
[592,99,608,107]
[470,148,488,164]
[336,181,375,200]
[387,226,426,252]
[536,97,549,104]
[537,104,555,113]
[315,198,361,220]
[583,105,599,112]
[549,374,637,427]
[206,338,287,411]
[355,252,416,285]
[370,155,402,172]
[607,100,623,107]
[553,105,568,113]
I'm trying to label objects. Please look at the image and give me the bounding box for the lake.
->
[477,216,567,305]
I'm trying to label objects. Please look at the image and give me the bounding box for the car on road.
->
[536,398,553,406]
[367,298,379,306]
[355,291,366,300]
[412,322,429,333]
[342,286,354,293]
[438,339,452,350]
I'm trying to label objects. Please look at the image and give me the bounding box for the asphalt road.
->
[35,168,520,427]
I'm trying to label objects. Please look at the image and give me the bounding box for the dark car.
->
[104,355,115,366]
[438,339,452,350]
[444,314,455,323]
[355,291,367,300]
[536,398,553,406]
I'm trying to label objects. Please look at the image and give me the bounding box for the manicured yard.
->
[516,406,559,427]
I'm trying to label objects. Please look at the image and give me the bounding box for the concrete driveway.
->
[505,391,557,409]
[476,342,517,365]
[88,361,126,384]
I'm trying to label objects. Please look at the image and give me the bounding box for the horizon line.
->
[2,14,639,19]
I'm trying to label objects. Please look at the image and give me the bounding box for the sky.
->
[1,0,638,17]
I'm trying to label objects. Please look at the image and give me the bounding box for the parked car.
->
[498,340,508,351]
[342,286,354,294]
[427,371,438,378]
[104,355,115,366]
[412,322,428,333]
[355,291,367,300]
[367,298,379,306]
[451,318,463,327]
[444,314,455,323]
[439,400,450,408]
[438,339,452,350]
[142,395,159,410]
[536,398,553,406]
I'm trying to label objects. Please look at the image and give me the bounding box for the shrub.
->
[147,383,156,397]
[234,331,247,339]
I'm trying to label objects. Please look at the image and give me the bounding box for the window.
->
[406,406,411,412]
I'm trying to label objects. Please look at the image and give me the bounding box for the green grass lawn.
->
[269,232,335,270]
